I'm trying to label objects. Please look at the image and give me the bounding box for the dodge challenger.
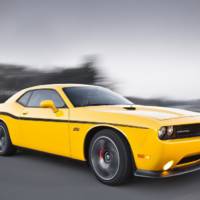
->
[0,84,200,185]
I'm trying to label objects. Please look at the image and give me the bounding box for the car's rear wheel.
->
[88,129,133,185]
[0,122,16,156]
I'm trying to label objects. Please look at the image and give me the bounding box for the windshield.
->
[63,86,133,107]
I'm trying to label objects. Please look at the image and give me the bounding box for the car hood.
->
[85,105,200,120]
[70,105,200,130]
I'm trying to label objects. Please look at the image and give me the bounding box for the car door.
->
[18,89,70,156]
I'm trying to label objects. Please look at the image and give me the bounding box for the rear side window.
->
[17,91,32,106]
[27,89,66,108]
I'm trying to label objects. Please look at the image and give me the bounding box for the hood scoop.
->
[123,106,136,111]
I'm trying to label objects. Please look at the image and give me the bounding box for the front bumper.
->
[134,161,200,178]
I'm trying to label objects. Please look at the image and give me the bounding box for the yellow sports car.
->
[1,84,200,185]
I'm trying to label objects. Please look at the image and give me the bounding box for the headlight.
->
[167,126,174,136]
[158,126,174,139]
[158,127,167,139]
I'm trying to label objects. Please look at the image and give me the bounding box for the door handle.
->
[22,111,28,115]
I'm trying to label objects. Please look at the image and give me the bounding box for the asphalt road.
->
[0,150,200,200]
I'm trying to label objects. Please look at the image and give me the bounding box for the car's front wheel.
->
[89,129,133,185]
[0,122,16,156]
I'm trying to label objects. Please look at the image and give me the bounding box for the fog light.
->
[163,160,174,171]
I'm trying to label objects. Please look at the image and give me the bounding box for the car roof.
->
[24,83,95,90]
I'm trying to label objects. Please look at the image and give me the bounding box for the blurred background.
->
[0,0,200,111]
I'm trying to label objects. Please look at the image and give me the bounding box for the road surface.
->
[0,150,199,200]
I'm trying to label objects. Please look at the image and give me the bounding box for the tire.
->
[88,129,133,185]
[0,122,16,156]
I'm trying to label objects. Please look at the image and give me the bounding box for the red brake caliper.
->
[99,149,104,160]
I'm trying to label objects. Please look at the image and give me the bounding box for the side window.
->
[27,90,66,108]
[17,91,32,106]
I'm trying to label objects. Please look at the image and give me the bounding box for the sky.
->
[0,0,200,99]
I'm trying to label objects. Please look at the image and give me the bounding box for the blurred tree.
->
[0,61,196,110]
[0,59,110,102]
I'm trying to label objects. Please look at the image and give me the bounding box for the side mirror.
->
[40,100,58,113]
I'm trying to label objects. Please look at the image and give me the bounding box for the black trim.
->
[69,120,148,129]
[135,162,200,178]
[0,112,148,129]
[0,112,19,120]
[177,154,200,165]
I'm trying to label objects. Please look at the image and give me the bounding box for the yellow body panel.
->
[1,84,200,173]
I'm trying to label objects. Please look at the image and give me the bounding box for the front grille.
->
[178,154,200,165]
[173,124,200,139]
